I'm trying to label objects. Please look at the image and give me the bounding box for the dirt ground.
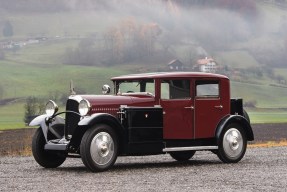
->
[251,123,287,143]
[0,123,286,156]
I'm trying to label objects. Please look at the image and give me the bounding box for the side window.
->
[161,79,190,99]
[196,80,219,97]
[118,80,155,95]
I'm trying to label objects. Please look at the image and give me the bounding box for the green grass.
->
[231,81,287,108]
[6,40,79,65]
[0,60,132,97]
[247,108,287,124]
[0,102,27,130]
[0,63,131,130]
[274,68,287,77]
[216,50,260,68]
[1,3,287,129]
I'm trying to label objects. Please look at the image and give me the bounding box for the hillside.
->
[1,1,287,129]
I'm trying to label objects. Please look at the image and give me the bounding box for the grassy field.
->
[0,65,132,130]
[216,50,260,69]
[0,40,135,129]
[1,3,287,130]
[231,82,287,108]
[1,39,287,129]
[246,108,287,124]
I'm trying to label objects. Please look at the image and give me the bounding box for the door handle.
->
[184,106,194,110]
[214,105,223,109]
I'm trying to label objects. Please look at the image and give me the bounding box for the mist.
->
[62,0,287,67]
[1,0,286,68]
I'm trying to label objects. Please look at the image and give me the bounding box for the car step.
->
[44,139,69,151]
[163,146,218,152]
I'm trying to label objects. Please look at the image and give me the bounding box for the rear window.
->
[196,80,219,97]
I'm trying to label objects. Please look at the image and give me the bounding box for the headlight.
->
[45,100,58,116]
[79,99,91,116]
[102,84,111,95]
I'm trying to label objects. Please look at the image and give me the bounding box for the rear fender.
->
[29,114,65,142]
[215,115,254,142]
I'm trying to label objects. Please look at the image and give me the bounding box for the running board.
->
[163,146,218,152]
[44,138,70,151]
[44,143,68,151]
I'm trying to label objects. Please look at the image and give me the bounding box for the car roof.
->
[111,72,228,81]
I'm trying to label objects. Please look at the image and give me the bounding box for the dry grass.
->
[4,141,287,157]
[4,145,32,156]
[248,139,287,148]
[0,129,34,157]
[0,128,287,157]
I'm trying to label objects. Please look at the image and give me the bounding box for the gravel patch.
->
[1,146,287,191]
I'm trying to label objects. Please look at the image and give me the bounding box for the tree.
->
[23,97,45,124]
[2,21,13,37]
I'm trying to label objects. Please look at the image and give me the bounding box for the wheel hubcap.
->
[90,132,114,165]
[223,128,243,158]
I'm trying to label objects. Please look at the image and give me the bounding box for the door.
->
[194,80,226,139]
[160,79,194,139]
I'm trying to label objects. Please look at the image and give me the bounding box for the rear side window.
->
[161,79,190,99]
[196,80,219,97]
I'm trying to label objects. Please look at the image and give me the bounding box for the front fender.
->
[78,113,122,128]
[29,114,65,142]
[216,115,254,141]
[69,113,125,152]
[29,114,49,127]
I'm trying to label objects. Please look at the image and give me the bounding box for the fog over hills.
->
[1,0,287,128]
[0,0,286,67]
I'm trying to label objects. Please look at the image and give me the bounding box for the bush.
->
[23,97,45,124]
[243,100,257,108]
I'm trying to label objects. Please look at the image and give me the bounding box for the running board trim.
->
[163,146,218,152]
[44,143,68,151]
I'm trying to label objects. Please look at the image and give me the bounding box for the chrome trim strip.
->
[163,146,218,152]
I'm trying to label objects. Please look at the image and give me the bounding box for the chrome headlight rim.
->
[45,100,58,117]
[79,99,91,116]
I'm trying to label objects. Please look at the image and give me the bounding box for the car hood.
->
[68,94,155,107]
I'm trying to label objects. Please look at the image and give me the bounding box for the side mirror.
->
[102,84,111,95]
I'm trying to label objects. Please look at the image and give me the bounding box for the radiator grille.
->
[65,99,80,135]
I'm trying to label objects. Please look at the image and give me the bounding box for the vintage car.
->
[30,72,254,172]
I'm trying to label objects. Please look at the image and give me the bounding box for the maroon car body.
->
[30,72,254,172]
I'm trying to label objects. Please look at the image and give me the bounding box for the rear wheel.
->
[217,123,247,163]
[80,124,118,172]
[32,128,66,168]
[170,151,196,161]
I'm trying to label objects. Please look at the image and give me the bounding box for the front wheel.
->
[170,151,196,161]
[80,124,118,172]
[217,123,247,163]
[32,128,66,168]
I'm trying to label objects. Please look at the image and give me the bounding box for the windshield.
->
[115,80,155,96]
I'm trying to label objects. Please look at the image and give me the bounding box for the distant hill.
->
[1,0,287,128]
